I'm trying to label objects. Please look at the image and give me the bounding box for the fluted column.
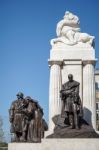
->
[83,60,96,130]
[48,60,62,133]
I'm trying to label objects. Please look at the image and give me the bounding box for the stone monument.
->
[48,11,97,134]
[8,11,99,150]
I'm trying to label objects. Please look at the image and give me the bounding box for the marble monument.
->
[48,11,97,134]
[8,11,99,150]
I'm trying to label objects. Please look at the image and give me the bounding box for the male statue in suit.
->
[60,74,82,129]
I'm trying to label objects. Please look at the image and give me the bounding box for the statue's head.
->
[68,74,73,82]
[63,11,80,27]
[16,92,24,99]
[25,96,32,100]
[25,96,38,104]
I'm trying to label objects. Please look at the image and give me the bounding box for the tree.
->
[0,116,4,142]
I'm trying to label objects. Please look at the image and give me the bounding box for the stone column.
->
[48,60,62,133]
[83,60,96,130]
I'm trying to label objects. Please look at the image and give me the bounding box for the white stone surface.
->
[50,45,95,60]
[49,61,62,133]
[83,62,96,130]
[8,139,99,150]
[51,11,94,47]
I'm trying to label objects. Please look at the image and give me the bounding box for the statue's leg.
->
[20,120,28,142]
[74,113,79,129]
[15,132,21,142]
[32,119,40,142]
[36,119,41,142]
[20,131,27,142]
[38,128,41,142]
[69,113,74,129]
[64,112,70,125]
[73,104,79,129]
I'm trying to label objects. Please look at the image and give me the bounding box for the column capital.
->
[48,59,63,67]
[82,59,97,66]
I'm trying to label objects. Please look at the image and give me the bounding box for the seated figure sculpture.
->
[60,74,83,129]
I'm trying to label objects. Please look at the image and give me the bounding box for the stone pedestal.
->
[48,43,97,134]
[8,139,99,150]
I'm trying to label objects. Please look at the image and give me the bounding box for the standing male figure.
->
[9,92,29,142]
[60,74,82,129]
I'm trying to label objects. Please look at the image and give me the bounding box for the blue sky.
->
[0,0,99,141]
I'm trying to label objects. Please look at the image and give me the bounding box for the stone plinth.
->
[50,44,95,60]
[8,139,99,150]
[48,44,97,134]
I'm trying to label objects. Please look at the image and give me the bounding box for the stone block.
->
[8,139,99,150]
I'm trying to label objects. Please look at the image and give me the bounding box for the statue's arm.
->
[60,85,66,98]
[74,84,79,95]
[56,19,67,37]
[9,103,15,123]
[61,88,74,96]
[20,102,32,117]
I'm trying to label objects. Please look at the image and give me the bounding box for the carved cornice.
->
[82,59,97,66]
[48,59,63,67]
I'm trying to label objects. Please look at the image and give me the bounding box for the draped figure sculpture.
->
[51,11,95,47]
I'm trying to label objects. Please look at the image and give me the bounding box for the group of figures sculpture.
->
[9,92,48,143]
[9,74,83,143]
[60,74,83,129]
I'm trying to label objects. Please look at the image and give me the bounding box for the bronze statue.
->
[9,92,29,142]
[47,74,99,138]
[9,93,48,142]
[60,74,83,129]
[41,118,48,138]
[26,96,42,143]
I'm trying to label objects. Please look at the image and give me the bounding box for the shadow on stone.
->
[83,107,92,125]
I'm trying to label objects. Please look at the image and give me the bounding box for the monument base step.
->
[8,139,99,150]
